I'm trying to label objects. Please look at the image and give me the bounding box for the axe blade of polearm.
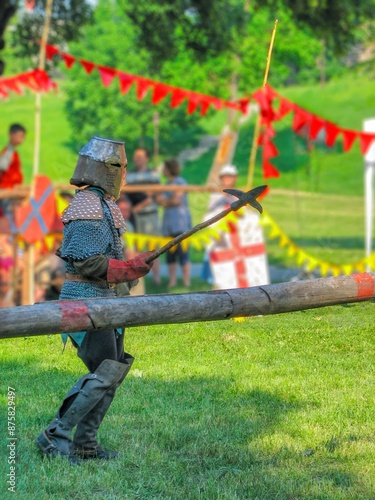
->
[223,184,268,213]
[145,184,268,263]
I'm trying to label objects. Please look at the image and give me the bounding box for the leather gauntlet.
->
[107,252,154,284]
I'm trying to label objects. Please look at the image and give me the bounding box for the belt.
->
[65,273,114,287]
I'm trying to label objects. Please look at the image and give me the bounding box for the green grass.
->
[0,301,374,498]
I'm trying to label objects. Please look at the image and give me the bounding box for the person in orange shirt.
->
[0,123,26,217]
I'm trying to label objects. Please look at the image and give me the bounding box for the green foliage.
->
[275,0,375,54]
[122,0,249,71]
[10,0,93,63]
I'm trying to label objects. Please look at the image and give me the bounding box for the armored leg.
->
[36,359,128,463]
[73,352,134,459]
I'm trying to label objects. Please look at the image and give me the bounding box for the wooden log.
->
[0,273,374,339]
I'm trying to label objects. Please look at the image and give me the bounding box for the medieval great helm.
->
[70,136,127,200]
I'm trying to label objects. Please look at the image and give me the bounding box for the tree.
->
[0,1,17,74]
[9,0,92,66]
[276,0,375,54]
[64,0,204,158]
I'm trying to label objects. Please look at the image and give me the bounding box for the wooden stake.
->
[22,0,54,306]
[246,19,278,189]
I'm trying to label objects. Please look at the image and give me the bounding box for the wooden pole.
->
[246,19,278,189]
[0,273,374,339]
[22,0,53,305]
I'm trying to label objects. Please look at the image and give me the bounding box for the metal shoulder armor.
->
[61,190,103,223]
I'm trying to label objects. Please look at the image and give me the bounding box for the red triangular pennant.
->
[61,53,76,69]
[118,73,134,95]
[237,98,249,114]
[292,107,311,132]
[187,94,201,115]
[46,44,59,60]
[342,129,358,153]
[80,59,95,74]
[98,66,117,87]
[275,97,294,120]
[4,78,23,95]
[152,83,171,105]
[325,122,340,147]
[263,139,279,159]
[200,98,211,117]
[252,88,268,109]
[18,71,39,91]
[309,115,325,140]
[359,133,375,155]
[210,98,223,111]
[263,159,280,179]
[170,88,188,108]
[136,78,153,100]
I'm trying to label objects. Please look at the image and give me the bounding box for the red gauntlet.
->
[107,252,154,284]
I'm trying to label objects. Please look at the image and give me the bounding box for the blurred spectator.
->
[207,164,238,213]
[34,242,66,302]
[156,159,192,288]
[201,164,239,283]
[0,123,27,218]
[126,147,161,285]
[0,234,15,307]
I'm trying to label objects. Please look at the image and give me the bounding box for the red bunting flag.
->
[170,88,187,108]
[0,69,56,99]
[342,129,358,153]
[325,122,340,147]
[275,97,294,121]
[61,53,76,69]
[136,79,153,101]
[98,66,117,87]
[152,83,171,105]
[263,139,278,159]
[263,159,280,179]
[3,79,23,95]
[80,59,96,74]
[187,94,201,115]
[46,45,59,60]
[292,107,311,133]
[309,115,325,141]
[118,73,134,95]
[359,133,375,155]
[200,98,211,117]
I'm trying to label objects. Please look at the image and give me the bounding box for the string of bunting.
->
[46,44,247,116]
[260,210,375,276]
[252,85,375,179]
[0,69,57,99]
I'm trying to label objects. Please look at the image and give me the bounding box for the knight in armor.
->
[36,137,153,464]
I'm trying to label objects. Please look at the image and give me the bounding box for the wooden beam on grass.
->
[0,273,374,339]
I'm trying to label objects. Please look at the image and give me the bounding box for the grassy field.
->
[0,301,374,499]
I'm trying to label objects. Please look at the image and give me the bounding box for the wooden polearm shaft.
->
[1,273,374,339]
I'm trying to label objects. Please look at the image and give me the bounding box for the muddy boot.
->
[74,354,134,460]
[36,359,129,463]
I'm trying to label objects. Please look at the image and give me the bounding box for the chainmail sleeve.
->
[59,218,112,262]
